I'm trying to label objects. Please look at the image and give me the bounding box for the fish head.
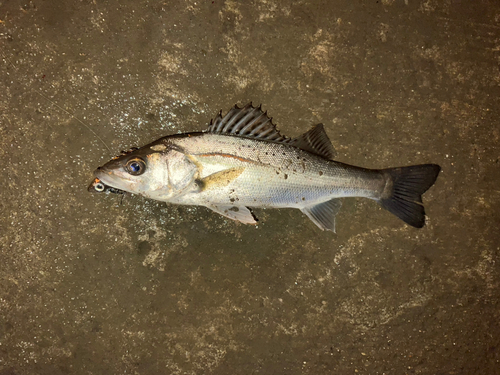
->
[93,141,198,201]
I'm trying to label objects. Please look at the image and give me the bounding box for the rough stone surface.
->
[1,0,499,374]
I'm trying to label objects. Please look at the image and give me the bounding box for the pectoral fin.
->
[207,205,258,225]
[301,199,342,232]
[199,168,245,191]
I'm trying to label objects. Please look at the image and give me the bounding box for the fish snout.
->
[94,166,109,181]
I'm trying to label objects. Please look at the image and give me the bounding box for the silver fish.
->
[91,103,440,232]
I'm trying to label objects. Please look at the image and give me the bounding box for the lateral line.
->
[198,152,259,164]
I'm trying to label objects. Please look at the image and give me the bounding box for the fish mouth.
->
[88,177,125,194]
[94,167,135,193]
[88,177,103,193]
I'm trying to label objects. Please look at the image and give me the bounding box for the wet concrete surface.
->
[1,0,499,373]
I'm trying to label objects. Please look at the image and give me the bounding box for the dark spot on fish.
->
[229,207,239,212]
[230,197,235,202]
[302,197,305,201]
[276,171,279,175]
[284,174,288,180]
[319,171,323,176]
[195,179,206,190]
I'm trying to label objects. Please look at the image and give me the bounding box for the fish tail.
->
[378,164,441,228]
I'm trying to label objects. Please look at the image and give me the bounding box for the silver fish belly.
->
[92,103,440,232]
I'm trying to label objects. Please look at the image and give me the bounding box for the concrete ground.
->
[1,0,499,374]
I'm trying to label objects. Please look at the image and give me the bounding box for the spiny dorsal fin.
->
[207,103,291,143]
[289,124,335,160]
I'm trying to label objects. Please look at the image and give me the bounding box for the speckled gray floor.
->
[1,1,499,374]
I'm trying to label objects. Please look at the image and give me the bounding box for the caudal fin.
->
[379,164,441,228]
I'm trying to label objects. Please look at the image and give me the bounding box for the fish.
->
[91,103,441,232]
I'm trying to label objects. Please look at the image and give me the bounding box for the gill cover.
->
[164,149,199,198]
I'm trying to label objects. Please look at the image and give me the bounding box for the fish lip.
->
[88,177,101,193]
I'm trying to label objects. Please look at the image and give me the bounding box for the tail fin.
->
[379,164,441,228]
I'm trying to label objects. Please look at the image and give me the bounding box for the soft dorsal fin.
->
[289,124,335,160]
[207,103,291,143]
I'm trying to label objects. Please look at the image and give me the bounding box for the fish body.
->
[92,104,440,232]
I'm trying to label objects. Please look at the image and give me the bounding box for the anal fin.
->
[301,199,342,232]
[207,205,258,225]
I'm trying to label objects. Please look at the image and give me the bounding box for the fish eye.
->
[95,182,105,192]
[125,158,146,176]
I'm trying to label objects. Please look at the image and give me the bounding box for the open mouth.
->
[88,177,125,194]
